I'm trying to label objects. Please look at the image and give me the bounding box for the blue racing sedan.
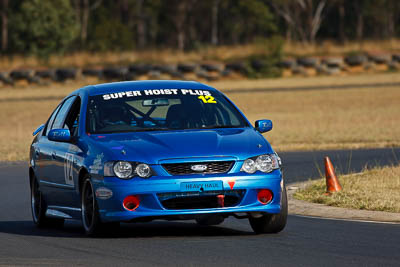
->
[29,80,287,236]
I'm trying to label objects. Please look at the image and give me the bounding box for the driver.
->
[101,105,129,127]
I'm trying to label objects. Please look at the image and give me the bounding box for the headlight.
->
[135,163,151,178]
[104,161,153,179]
[241,154,280,174]
[113,161,133,179]
[241,159,257,173]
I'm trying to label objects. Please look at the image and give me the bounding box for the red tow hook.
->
[217,194,225,208]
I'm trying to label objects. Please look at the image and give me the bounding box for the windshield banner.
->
[102,89,211,101]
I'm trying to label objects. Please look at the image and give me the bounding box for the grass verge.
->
[294,165,400,213]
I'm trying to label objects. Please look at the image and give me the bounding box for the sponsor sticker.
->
[180,181,223,192]
[102,89,212,101]
[64,153,75,186]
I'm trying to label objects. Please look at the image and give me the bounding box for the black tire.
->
[368,54,391,64]
[82,68,103,78]
[148,70,161,79]
[55,68,78,82]
[177,63,197,73]
[102,67,129,80]
[169,70,184,79]
[225,62,248,74]
[321,57,343,68]
[31,177,64,228]
[297,57,319,68]
[201,63,222,72]
[128,64,152,75]
[10,69,34,80]
[344,54,367,66]
[153,64,177,75]
[28,76,42,84]
[250,59,266,72]
[392,54,400,62]
[35,69,57,80]
[0,72,14,85]
[277,59,296,69]
[249,185,288,234]
[81,176,102,236]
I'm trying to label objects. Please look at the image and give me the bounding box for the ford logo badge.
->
[191,164,207,172]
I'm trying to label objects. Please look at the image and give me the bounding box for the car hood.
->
[90,128,273,164]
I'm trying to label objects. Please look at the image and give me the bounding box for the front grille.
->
[162,161,234,175]
[158,190,245,210]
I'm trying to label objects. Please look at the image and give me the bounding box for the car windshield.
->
[86,88,249,134]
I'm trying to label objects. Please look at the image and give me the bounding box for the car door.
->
[33,103,61,186]
[40,96,77,206]
[50,96,83,208]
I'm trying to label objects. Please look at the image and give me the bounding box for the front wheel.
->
[249,185,288,234]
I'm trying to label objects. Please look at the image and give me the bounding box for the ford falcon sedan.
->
[29,80,287,236]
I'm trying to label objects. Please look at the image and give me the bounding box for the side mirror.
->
[48,129,71,142]
[255,120,273,133]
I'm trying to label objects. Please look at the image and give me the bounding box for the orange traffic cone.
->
[325,157,342,193]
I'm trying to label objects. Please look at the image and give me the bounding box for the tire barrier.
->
[177,63,197,73]
[344,54,367,66]
[128,64,153,75]
[35,69,57,81]
[368,54,391,64]
[392,54,400,62]
[102,67,129,80]
[297,57,319,68]
[10,69,34,81]
[250,59,266,72]
[82,68,103,79]
[0,72,13,85]
[225,62,248,75]
[55,68,78,82]
[1,52,399,87]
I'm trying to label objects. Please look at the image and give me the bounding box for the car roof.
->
[73,80,218,97]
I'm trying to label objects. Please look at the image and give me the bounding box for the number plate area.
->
[180,181,223,192]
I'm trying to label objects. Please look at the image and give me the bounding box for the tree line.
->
[1,0,400,58]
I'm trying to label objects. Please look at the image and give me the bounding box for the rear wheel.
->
[249,185,288,234]
[31,177,64,228]
[81,176,102,236]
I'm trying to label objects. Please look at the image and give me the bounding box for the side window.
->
[63,97,81,136]
[51,96,77,130]
[44,104,62,136]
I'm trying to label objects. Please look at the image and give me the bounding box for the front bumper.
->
[92,170,283,222]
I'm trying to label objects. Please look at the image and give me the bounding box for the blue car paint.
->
[30,80,283,223]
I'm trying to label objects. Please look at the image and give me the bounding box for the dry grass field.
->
[2,39,400,69]
[1,72,400,161]
[294,165,400,213]
[284,39,400,57]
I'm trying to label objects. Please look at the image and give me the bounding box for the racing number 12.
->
[198,95,217,104]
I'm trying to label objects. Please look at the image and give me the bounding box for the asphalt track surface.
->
[0,148,399,266]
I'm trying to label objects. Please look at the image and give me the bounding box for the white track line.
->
[292,214,400,225]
